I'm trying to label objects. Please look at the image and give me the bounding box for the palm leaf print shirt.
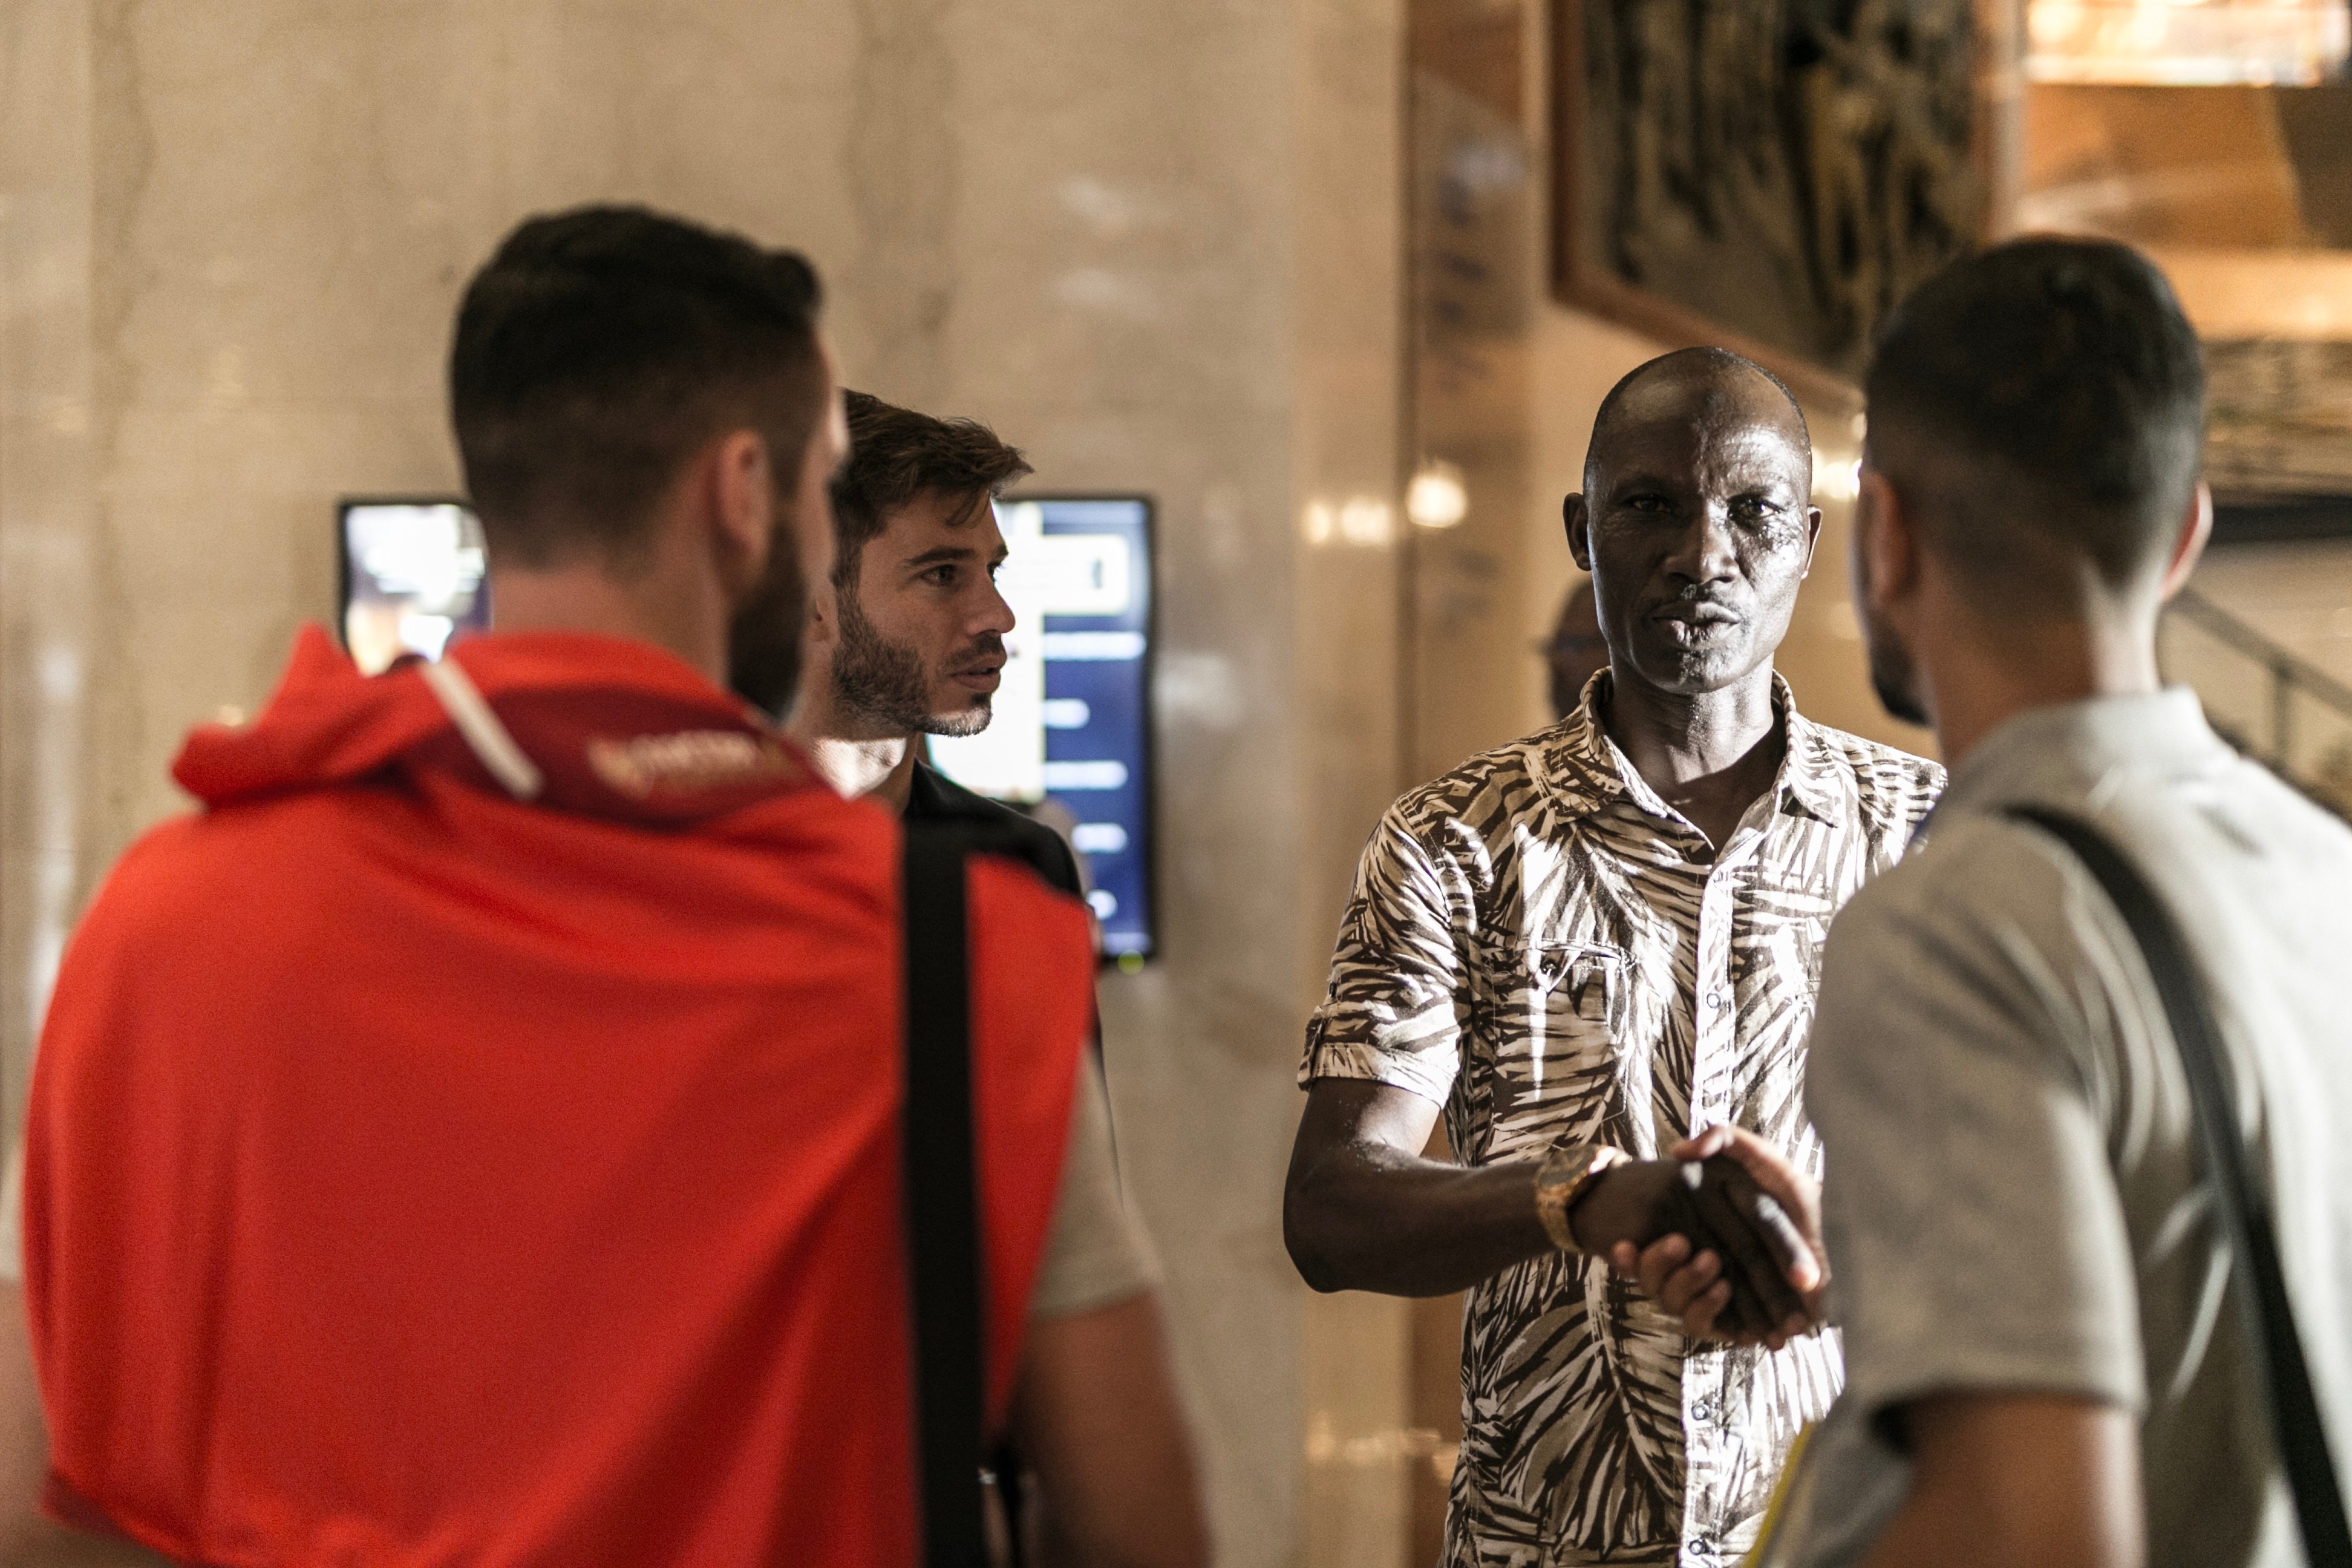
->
[1301,678,1941,1567]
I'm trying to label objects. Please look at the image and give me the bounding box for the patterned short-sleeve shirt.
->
[1301,676,1942,1567]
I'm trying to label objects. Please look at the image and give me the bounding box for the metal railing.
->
[2161,586,2352,820]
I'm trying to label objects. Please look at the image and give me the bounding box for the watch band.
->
[1534,1141,1627,1255]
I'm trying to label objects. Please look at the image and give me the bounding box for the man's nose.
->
[978,578,1017,636]
[1663,508,1739,586]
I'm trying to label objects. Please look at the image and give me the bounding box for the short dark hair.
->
[830,391,1032,584]
[451,204,827,567]
[1584,346,1811,492]
[1865,237,2205,599]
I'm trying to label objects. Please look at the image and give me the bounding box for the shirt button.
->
[1704,991,1723,1010]
[1691,1397,1717,1423]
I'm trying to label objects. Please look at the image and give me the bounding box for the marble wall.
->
[0,1,1408,1563]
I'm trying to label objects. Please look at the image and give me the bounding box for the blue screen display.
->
[339,494,1158,959]
[929,497,1155,961]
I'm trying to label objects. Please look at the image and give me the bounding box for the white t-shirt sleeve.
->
[0,1140,23,1287]
[1027,1057,1161,1321]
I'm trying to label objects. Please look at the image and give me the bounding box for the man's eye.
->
[1625,495,1669,513]
[1734,499,1783,523]
[923,566,958,587]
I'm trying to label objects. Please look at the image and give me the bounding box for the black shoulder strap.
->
[900,820,987,1568]
[2007,806,2352,1568]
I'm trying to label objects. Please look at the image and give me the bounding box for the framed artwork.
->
[2204,338,2352,511]
[1551,0,2010,393]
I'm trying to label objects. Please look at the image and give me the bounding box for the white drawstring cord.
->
[418,657,544,801]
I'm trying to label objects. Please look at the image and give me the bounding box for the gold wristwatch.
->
[1533,1141,1628,1255]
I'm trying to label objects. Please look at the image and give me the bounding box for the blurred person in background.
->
[1284,347,1942,1567]
[0,206,1204,1568]
[1747,238,2352,1568]
[1544,577,1610,722]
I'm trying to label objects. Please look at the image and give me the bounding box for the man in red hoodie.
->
[0,206,1206,1568]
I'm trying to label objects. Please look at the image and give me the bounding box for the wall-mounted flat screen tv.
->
[338,498,491,676]
[336,493,1158,962]
[928,497,1157,962]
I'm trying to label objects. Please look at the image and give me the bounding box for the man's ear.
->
[804,573,840,650]
[2157,480,2212,602]
[1564,493,1593,572]
[708,428,775,593]
[1800,504,1824,580]
[1853,466,1921,615]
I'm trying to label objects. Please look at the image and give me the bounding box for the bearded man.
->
[771,391,1088,902]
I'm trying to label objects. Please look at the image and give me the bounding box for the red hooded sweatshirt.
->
[22,626,1091,1568]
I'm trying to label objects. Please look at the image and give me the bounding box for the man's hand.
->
[1572,1147,1809,1334]
[1602,1126,1828,1348]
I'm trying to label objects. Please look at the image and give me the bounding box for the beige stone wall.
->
[0,2,1412,1561]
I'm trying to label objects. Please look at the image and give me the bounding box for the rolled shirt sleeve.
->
[1298,806,1472,1108]
[1803,823,2149,1426]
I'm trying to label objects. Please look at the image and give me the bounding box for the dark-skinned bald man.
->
[1284,347,1943,1567]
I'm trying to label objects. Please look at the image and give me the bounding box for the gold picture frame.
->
[1550,0,2017,402]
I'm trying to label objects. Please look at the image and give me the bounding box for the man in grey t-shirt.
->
[1740,240,2352,1566]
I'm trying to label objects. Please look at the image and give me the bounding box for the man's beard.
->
[1863,614,1932,728]
[726,524,806,719]
[834,589,995,738]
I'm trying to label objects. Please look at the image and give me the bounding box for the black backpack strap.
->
[2007,806,2352,1568]
[901,820,988,1568]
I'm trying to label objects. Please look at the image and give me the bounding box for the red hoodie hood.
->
[174,625,821,823]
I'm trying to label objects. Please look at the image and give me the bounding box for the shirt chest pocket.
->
[1472,941,1630,1130]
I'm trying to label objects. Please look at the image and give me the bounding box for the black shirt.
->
[903,762,1085,900]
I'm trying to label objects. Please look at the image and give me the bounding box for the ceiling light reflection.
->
[1813,455,1864,503]
[1406,460,1469,529]
[2025,0,2349,84]
[1301,495,1399,548]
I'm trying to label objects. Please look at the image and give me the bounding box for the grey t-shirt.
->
[1763,691,2352,1568]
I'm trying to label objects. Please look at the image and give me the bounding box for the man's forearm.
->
[1858,1394,2143,1568]
[1284,1142,1557,1296]
[0,1285,174,1568]
[1013,1293,1209,1568]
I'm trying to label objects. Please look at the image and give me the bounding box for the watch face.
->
[1535,1144,1601,1252]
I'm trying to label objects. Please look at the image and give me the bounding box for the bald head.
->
[1564,345,1823,702]
[1583,347,1811,497]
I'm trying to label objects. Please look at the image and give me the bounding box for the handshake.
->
[1568,1126,1828,1351]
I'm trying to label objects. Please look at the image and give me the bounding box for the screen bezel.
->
[334,494,481,666]
[998,491,1160,967]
